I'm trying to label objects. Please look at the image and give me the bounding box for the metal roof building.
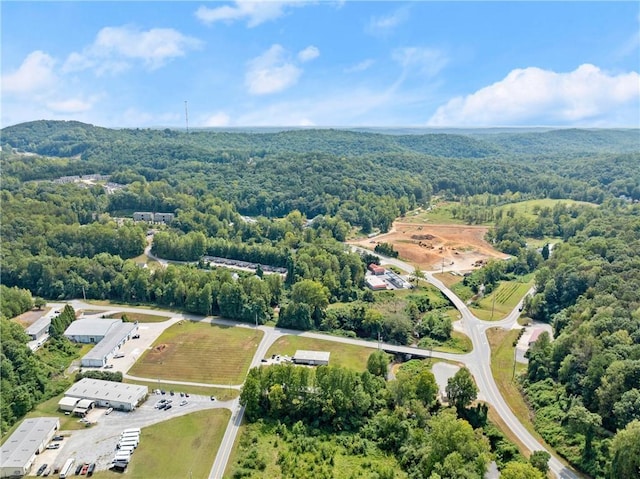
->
[292,350,331,366]
[0,417,59,478]
[80,321,138,368]
[64,317,119,343]
[61,378,148,412]
[25,315,51,341]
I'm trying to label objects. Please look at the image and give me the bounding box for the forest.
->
[1,121,639,477]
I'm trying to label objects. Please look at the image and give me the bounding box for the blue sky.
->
[2,1,639,128]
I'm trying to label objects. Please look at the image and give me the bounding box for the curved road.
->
[61,245,576,479]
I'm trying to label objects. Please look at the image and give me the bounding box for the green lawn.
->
[91,409,230,479]
[124,379,239,401]
[404,203,484,225]
[419,331,473,354]
[495,198,597,221]
[106,311,170,323]
[266,336,373,372]
[128,322,262,384]
[470,280,532,321]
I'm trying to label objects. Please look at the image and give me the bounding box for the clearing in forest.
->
[350,220,509,272]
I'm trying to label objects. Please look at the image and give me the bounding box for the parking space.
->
[51,393,231,474]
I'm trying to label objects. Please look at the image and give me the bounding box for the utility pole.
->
[184,100,189,133]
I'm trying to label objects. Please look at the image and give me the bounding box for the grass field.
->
[495,198,596,220]
[487,327,547,456]
[91,409,230,479]
[106,311,170,323]
[470,280,532,321]
[432,271,464,289]
[124,379,239,401]
[419,331,473,354]
[404,204,483,225]
[266,336,374,371]
[128,322,262,385]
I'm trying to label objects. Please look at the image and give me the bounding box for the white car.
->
[105,407,114,415]
[179,400,188,406]
[113,353,125,359]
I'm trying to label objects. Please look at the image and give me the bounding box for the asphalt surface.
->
[49,244,576,479]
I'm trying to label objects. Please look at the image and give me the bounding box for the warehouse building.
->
[63,317,138,367]
[25,315,51,341]
[0,417,59,478]
[292,350,330,366]
[60,378,148,412]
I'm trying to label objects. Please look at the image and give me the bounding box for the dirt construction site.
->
[350,221,510,272]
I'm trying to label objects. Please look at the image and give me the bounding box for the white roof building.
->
[63,317,138,367]
[0,417,59,478]
[61,378,147,411]
[292,350,331,366]
[64,317,119,342]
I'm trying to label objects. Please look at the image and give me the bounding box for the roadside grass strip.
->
[471,281,532,321]
[129,322,262,384]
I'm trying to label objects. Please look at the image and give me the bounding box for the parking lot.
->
[29,392,231,475]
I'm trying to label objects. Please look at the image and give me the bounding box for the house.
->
[0,417,59,478]
[368,264,385,275]
[292,350,330,366]
[60,378,148,412]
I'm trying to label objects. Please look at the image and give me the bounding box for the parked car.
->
[37,464,47,476]
[210,396,216,401]
[113,353,125,359]
[179,392,184,397]
[80,463,89,475]
[87,463,96,476]
[105,407,113,415]
[160,390,166,395]
[165,404,172,410]
[75,463,83,475]
[185,393,189,397]
[180,400,188,406]
[132,334,140,339]
[169,390,174,396]
[46,443,60,450]
[104,364,114,369]
[52,435,64,441]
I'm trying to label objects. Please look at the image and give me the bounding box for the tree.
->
[609,420,640,479]
[501,461,544,479]
[34,297,46,310]
[414,369,438,407]
[367,350,390,378]
[565,403,602,462]
[446,367,477,412]
[529,450,550,475]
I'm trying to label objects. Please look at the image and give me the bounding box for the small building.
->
[153,212,174,224]
[368,264,385,275]
[61,378,148,412]
[366,276,387,290]
[0,417,59,478]
[385,271,406,289]
[25,315,51,341]
[133,212,153,222]
[292,350,330,366]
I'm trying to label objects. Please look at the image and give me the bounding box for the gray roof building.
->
[81,321,137,367]
[292,350,331,366]
[62,378,147,411]
[0,417,59,478]
[64,317,119,340]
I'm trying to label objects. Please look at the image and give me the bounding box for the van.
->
[119,440,138,449]
[122,428,141,435]
[120,432,139,440]
[119,445,135,454]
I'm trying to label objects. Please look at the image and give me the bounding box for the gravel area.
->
[432,362,460,401]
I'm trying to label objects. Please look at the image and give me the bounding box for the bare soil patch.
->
[350,221,509,271]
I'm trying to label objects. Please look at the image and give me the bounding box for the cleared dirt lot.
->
[350,221,509,271]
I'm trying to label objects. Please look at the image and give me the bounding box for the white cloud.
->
[1,51,57,94]
[298,45,319,63]
[345,59,375,73]
[368,7,409,35]
[46,96,98,114]
[245,44,302,95]
[202,111,231,127]
[195,1,303,27]
[392,47,448,78]
[428,64,640,127]
[63,25,202,74]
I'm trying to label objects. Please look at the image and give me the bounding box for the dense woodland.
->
[1,121,639,476]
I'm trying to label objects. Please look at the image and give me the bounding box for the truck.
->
[59,458,75,479]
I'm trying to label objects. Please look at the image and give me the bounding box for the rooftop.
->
[65,378,148,404]
[293,350,331,362]
[64,317,119,338]
[82,321,137,362]
[25,315,52,335]
[0,417,59,469]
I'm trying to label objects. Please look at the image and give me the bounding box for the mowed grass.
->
[107,311,170,323]
[91,409,230,479]
[495,198,597,221]
[129,322,262,384]
[470,280,532,321]
[432,271,464,290]
[487,327,546,453]
[404,204,478,225]
[124,379,239,401]
[266,336,373,371]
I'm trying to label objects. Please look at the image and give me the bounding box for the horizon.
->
[2,1,639,129]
